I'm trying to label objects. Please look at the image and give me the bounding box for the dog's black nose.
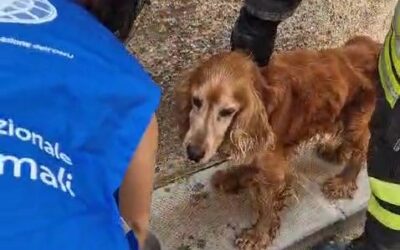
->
[187,145,205,162]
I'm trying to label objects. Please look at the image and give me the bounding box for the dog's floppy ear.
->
[229,70,276,163]
[174,72,192,139]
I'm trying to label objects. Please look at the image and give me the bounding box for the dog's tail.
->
[343,35,382,78]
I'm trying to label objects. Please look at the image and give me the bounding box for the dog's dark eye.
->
[219,108,235,117]
[192,97,202,109]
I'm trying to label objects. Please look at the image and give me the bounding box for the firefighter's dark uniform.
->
[362,1,400,249]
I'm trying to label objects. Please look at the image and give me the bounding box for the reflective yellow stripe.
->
[368,196,400,231]
[395,1,400,35]
[390,31,400,77]
[370,177,400,206]
[379,53,398,108]
[379,29,400,108]
[383,31,400,96]
[379,58,397,108]
[379,1,400,108]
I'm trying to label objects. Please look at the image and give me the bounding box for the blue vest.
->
[0,0,161,249]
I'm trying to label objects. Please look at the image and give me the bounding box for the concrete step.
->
[149,151,370,250]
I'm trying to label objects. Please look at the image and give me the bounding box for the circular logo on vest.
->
[0,0,57,24]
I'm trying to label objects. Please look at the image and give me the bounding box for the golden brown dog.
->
[176,36,381,249]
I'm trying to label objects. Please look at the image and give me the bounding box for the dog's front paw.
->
[235,229,271,250]
[322,177,358,200]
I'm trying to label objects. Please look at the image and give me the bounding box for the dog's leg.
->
[316,124,348,164]
[322,128,370,199]
[322,91,374,199]
[316,139,351,165]
[212,166,261,194]
[235,149,291,250]
[236,182,289,250]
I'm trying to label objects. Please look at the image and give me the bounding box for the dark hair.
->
[78,0,147,42]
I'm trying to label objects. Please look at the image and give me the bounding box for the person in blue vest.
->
[0,0,160,249]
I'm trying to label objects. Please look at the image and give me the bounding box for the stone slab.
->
[149,152,370,250]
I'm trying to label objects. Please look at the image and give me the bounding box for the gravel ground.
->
[127,0,397,183]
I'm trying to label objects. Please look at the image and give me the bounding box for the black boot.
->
[231,7,280,67]
[82,0,150,41]
[312,235,376,250]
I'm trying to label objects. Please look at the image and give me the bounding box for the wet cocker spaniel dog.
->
[175,36,381,249]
